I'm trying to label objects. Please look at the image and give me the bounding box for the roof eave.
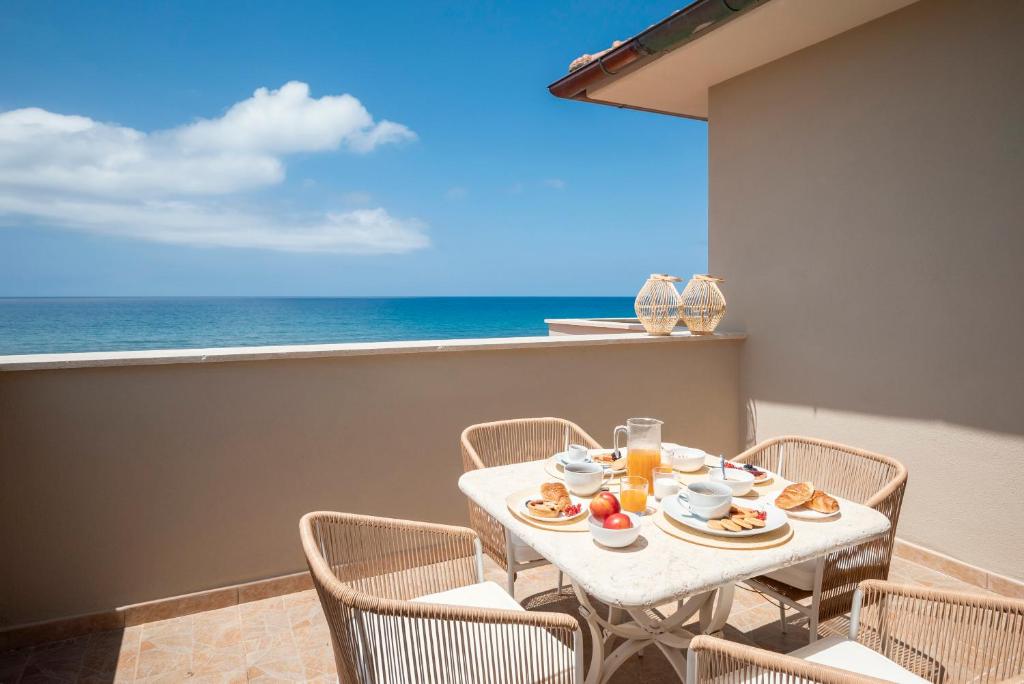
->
[547,0,767,105]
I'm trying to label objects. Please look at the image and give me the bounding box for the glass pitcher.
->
[613,417,663,494]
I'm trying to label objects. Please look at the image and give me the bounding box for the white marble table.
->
[458,460,891,683]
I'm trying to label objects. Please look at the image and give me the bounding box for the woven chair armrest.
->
[858,579,1024,612]
[301,511,482,596]
[854,580,1024,682]
[303,511,478,551]
[688,635,887,683]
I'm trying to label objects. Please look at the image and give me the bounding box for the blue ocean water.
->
[0,297,637,355]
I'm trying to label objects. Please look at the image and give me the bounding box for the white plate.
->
[518,494,588,522]
[731,464,776,484]
[661,496,788,537]
[779,504,841,520]
[707,461,776,485]
[555,449,626,471]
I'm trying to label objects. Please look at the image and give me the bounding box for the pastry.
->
[707,519,725,530]
[592,451,625,467]
[775,482,815,510]
[526,500,560,518]
[540,482,572,512]
[806,490,839,514]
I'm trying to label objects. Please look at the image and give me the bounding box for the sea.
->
[0,297,636,355]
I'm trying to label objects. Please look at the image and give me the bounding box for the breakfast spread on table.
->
[775,481,840,513]
[706,504,768,532]
[526,482,582,519]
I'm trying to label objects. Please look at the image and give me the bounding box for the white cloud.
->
[543,178,566,190]
[176,82,414,155]
[0,192,429,254]
[0,82,427,253]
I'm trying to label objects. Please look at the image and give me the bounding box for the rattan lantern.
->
[680,274,726,335]
[634,274,682,335]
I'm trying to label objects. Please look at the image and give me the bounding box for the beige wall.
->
[0,339,741,626]
[709,0,1023,580]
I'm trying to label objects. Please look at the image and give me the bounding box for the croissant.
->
[806,490,839,514]
[774,482,815,510]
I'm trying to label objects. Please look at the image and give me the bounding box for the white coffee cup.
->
[678,481,732,519]
[564,462,609,496]
[564,444,589,463]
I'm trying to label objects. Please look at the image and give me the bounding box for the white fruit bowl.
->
[587,512,642,548]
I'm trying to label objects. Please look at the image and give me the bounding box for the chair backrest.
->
[301,511,480,602]
[741,436,906,510]
[300,512,482,682]
[461,417,601,472]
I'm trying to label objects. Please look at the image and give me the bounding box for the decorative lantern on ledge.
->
[634,274,682,335]
[680,274,727,335]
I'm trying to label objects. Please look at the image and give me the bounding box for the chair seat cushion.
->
[509,531,544,563]
[412,580,525,611]
[764,559,817,591]
[788,635,930,683]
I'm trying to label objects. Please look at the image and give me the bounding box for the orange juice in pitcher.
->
[626,448,661,493]
[614,417,663,494]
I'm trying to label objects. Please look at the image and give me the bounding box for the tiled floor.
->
[0,556,997,683]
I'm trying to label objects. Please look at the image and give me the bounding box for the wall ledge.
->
[0,331,746,372]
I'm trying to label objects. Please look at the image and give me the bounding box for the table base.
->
[573,581,735,683]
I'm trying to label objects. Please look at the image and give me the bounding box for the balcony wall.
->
[0,334,742,628]
[708,0,1024,581]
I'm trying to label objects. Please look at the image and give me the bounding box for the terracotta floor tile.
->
[193,607,241,651]
[282,591,317,610]
[245,646,305,681]
[20,637,89,682]
[135,632,193,681]
[189,673,246,684]
[140,615,193,641]
[287,604,330,653]
[192,644,245,677]
[297,645,336,680]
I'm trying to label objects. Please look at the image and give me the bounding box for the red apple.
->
[602,513,632,530]
[589,492,621,520]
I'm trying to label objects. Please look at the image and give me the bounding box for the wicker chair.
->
[300,511,583,683]
[687,580,1024,683]
[461,417,602,594]
[733,436,907,643]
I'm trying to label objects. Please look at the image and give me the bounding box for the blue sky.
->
[0,0,708,296]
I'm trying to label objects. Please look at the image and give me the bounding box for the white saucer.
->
[555,449,625,471]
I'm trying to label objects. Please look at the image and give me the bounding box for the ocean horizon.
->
[0,296,637,355]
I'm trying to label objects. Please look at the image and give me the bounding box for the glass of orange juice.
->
[614,417,663,493]
[620,476,649,514]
